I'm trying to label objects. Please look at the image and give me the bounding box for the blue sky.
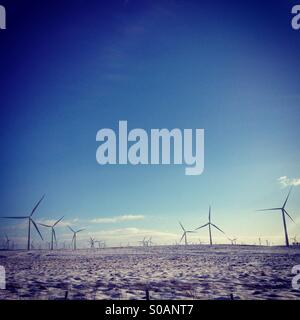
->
[0,0,299,247]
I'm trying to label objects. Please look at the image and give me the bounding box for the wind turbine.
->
[89,237,96,249]
[139,237,147,247]
[68,226,84,250]
[95,240,104,249]
[292,235,298,245]
[228,237,237,245]
[1,195,44,250]
[195,206,226,245]
[257,187,295,247]
[4,234,10,250]
[179,222,194,245]
[39,216,64,250]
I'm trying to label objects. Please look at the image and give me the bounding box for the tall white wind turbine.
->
[257,187,295,247]
[68,226,85,250]
[1,195,45,250]
[195,206,226,245]
[39,216,64,250]
[179,222,194,245]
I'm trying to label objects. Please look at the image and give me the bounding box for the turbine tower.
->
[39,216,64,250]
[89,237,96,249]
[96,240,104,249]
[4,234,10,250]
[68,226,84,250]
[195,206,226,245]
[179,222,194,245]
[1,195,44,250]
[257,187,295,247]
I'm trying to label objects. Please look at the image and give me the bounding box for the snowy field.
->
[0,245,300,300]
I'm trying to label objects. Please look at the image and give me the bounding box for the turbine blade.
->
[0,216,28,219]
[209,206,211,223]
[31,219,43,240]
[211,223,226,235]
[30,194,45,216]
[257,208,281,212]
[195,223,209,230]
[283,187,293,209]
[76,229,85,233]
[38,223,51,228]
[179,222,185,232]
[53,216,64,227]
[180,233,185,243]
[68,226,75,233]
[284,209,296,224]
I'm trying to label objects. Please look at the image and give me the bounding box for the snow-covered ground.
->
[0,245,300,300]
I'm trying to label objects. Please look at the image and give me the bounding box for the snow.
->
[0,245,300,300]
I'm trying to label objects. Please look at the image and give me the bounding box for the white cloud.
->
[278,176,300,188]
[90,215,145,224]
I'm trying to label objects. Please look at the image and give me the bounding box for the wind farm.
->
[0,187,299,301]
[0,0,300,303]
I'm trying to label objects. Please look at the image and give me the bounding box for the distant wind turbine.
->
[89,237,96,249]
[1,195,44,250]
[4,234,10,250]
[292,235,298,245]
[96,240,104,249]
[195,206,226,245]
[257,187,295,247]
[228,237,237,245]
[68,226,84,250]
[138,236,147,247]
[39,216,64,250]
[179,222,194,245]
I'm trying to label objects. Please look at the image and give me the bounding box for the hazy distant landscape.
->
[1,245,300,300]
